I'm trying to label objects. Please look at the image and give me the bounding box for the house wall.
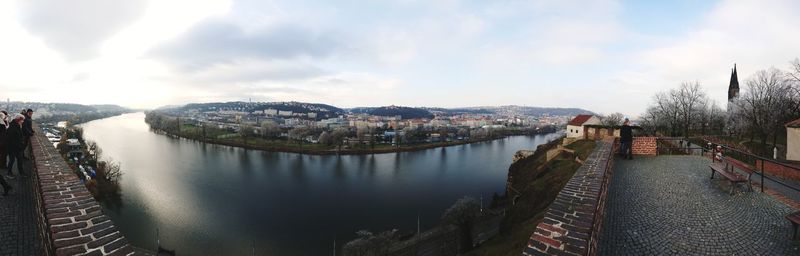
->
[566,125,583,138]
[788,127,800,161]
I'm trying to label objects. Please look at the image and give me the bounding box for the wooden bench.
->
[708,157,754,195]
[787,211,800,239]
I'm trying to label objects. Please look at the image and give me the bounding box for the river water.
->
[80,112,562,255]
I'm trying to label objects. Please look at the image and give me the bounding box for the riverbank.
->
[151,129,551,155]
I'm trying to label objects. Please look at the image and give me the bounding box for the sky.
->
[1,0,799,117]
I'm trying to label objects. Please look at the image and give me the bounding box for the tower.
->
[728,64,740,101]
[726,63,741,135]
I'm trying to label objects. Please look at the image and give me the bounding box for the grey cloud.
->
[149,19,342,70]
[15,0,149,61]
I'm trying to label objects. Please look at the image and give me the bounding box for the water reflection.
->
[81,113,562,255]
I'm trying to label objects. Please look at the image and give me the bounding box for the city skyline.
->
[2,0,800,117]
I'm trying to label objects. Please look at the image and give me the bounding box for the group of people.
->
[0,109,35,196]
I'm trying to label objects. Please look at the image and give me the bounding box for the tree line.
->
[639,59,800,155]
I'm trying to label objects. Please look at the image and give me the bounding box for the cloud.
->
[149,19,343,70]
[158,59,329,86]
[611,0,800,115]
[14,0,149,61]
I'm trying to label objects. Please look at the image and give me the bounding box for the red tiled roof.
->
[568,114,593,126]
[787,118,800,128]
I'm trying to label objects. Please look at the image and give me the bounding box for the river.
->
[80,112,562,255]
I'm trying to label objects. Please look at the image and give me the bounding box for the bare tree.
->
[318,131,332,146]
[733,67,794,152]
[288,126,310,149]
[600,112,625,126]
[330,127,350,151]
[260,121,281,139]
[97,160,122,183]
[86,140,102,163]
[673,81,707,137]
[342,229,398,256]
[442,196,481,253]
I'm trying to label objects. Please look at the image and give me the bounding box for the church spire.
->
[728,63,739,101]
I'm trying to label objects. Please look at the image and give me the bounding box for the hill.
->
[366,106,434,119]
[4,101,133,124]
[166,101,345,119]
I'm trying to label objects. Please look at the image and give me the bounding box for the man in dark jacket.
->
[619,118,633,160]
[23,109,34,159]
[6,114,27,178]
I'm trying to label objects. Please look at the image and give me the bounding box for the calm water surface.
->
[80,112,561,255]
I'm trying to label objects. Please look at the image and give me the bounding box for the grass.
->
[566,139,597,160]
[466,212,545,256]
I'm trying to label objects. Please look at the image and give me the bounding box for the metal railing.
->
[655,137,706,156]
[699,138,800,194]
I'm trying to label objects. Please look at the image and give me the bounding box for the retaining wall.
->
[523,138,615,256]
[31,125,135,255]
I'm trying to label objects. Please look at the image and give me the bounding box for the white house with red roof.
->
[787,118,800,161]
[566,114,601,139]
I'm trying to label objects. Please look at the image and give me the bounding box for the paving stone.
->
[598,155,800,255]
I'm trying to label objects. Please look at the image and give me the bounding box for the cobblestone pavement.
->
[0,158,42,256]
[598,155,800,255]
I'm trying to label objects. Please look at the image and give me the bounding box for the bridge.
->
[1,125,135,255]
[523,137,800,255]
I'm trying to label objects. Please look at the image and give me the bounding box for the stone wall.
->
[632,137,657,156]
[30,125,135,255]
[523,138,615,256]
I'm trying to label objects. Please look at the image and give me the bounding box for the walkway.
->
[598,155,800,255]
[0,157,43,256]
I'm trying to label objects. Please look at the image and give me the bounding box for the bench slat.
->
[709,163,747,182]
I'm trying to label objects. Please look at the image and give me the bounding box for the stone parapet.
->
[523,138,615,256]
[30,125,135,255]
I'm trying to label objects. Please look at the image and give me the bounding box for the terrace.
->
[524,137,800,256]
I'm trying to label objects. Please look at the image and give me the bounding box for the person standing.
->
[619,118,633,160]
[0,112,10,195]
[0,111,8,168]
[22,109,34,159]
[6,114,27,178]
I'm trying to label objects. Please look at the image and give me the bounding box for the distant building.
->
[728,64,740,101]
[726,64,741,135]
[278,110,293,116]
[566,114,601,139]
[787,118,800,161]
[264,108,278,116]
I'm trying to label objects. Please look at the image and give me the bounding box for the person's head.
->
[13,114,25,124]
[26,108,33,117]
[623,118,630,126]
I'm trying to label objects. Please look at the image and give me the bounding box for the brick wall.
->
[632,137,657,156]
[523,138,615,256]
[754,160,800,181]
[30,125,135,255]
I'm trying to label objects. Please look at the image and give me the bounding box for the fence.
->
[702,138,800,195]
[655,137,707,156]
